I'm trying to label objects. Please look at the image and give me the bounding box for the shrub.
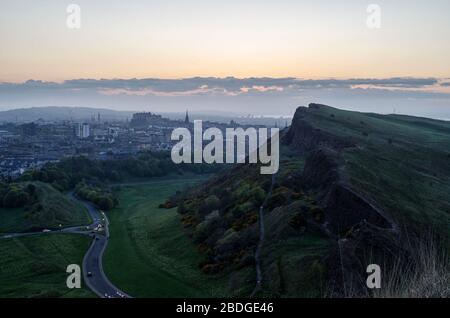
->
[199,195,220,215]
[96,196,115,210]
[3,189,30,208]
[176,201,185,213]
[231,201,253,218]
[74,182,117,210]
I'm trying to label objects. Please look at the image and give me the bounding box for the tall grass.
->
[371,234,449,298]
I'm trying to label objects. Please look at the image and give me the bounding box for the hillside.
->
[0,106,134,122]
[0,234,93,298]
[0,181,90,232]
[174,103,450,297]
[284,103,450,236]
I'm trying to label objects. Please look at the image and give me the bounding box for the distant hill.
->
[0,106,134,123]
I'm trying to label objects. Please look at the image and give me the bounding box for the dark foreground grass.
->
[0,207,27,233]
[103,176,230,298]
[0,233,94,298]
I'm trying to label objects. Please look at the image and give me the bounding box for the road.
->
[73,195,131,299]
[0,193,130,299]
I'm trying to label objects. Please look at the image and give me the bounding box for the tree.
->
[26,183,36,195]
[3,189,29,208]
[199,195,220,215]
[97,196,114,210]
[250,186,266,205]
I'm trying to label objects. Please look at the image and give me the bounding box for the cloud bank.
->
[1,77,450,119]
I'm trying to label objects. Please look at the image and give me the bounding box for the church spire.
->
[185,109,190,124]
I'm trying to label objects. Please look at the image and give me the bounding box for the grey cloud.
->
[0,77,449,119]
[1,77,439,95]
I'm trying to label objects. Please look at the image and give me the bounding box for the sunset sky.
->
[1,0,450,117]
[1,0,450,81]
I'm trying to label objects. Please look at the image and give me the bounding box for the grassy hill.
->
[174,103,450,297]
[285,104,450,236]
[0,234,93,298]
[0,181,90,233]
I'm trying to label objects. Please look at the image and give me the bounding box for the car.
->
[42,229,51,233]
[87,272,93,277]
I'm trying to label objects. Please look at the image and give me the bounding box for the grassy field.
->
[0,182,91,233]
[0,233,94,298]
[0,207,27,233]
[103,176,231,297]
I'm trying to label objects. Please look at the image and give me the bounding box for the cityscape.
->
[0,109,277,178]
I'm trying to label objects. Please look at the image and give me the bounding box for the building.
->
[129,112,163,128]
[76,123,90,139]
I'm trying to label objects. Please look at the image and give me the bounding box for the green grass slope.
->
[292,104,450,236]
[0,234,94,298]
[103,177,230,298]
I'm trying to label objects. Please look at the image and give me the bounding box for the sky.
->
[1,0,450,118]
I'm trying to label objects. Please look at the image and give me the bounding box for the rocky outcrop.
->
[301,148,392,236]
[285,103,401,296]
[323,184,391,234]
[283,104,354,152]
[301,148,340,195]
[285,104,393,236]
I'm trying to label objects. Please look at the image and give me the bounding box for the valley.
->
[103,176,232,297]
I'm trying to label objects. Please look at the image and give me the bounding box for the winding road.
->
[0,193,131,299]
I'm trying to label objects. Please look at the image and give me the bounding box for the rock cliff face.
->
[284,104,354,152]
[285,104,393,236]
[284,104,401,296]
[301,148,391,235]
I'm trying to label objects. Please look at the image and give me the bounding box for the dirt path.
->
[250,173,276,297]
